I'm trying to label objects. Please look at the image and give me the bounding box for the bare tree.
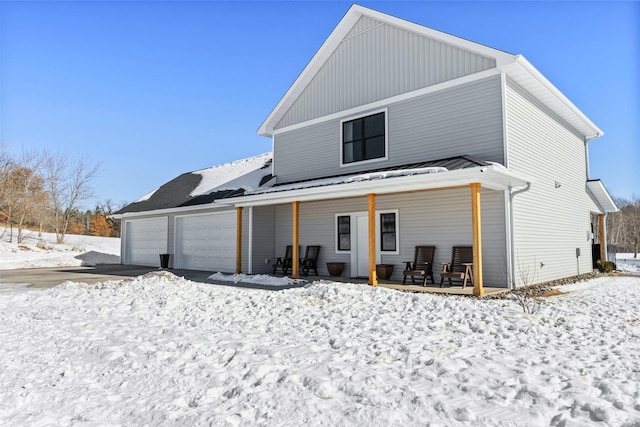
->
[43,151,100,244]
[508,255,542,314]
[11,150,47,243]
[629,195,640,258]
[607,196,640,257]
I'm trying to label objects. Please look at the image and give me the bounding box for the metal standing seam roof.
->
[114,155,492,215]
[258,155,492,194]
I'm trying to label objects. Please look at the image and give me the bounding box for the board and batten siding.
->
[275,16,496,129]
[506,78,594,285]
[273,188,508,286]
[274,75,504,184]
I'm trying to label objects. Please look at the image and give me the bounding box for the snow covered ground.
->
[617,253,640,275]
[1,232,640,425]
[0,228,120,269]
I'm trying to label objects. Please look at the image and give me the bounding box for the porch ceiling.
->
[226,164,531,207]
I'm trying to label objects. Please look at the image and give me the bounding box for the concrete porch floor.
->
[286,274,510,297]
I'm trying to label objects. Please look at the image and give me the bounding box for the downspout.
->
[509,182,532,289]
[604,213,609,262]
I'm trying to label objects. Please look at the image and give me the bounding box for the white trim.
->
[335,213,352,254]
[500,72,510,169]
[339,108,389,168]
[378,209,400,256]
[270,69,501,137]
[230,166,531,208]
[350,5,514,66]
[501,57,603,140]
[334,209,400,256]
[111,202,233,220]
[586,180,618,213]
[504,188,513,289]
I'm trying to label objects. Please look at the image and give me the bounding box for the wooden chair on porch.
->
[440,246,473,288]
[402,245,436,286]
[272,245,295,275]
[301,245,321,276]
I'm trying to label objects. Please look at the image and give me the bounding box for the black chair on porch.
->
[301,245,321,276]
[402,245,436,286]
[273,245,296,276]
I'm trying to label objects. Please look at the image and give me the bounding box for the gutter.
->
[508,181,532,289]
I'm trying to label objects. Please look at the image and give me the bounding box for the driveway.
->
[0,264,306,291]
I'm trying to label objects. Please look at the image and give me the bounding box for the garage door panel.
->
[175,213,236,272]
[125,218,168,267]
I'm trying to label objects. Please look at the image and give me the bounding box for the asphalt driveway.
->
[0,264,306,291]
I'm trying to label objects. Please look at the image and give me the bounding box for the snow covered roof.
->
[114,153,273,216]
[225,156,531,207]
[251,156,486,195]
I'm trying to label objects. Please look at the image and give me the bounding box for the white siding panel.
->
[274,76,504,184]
[506,79,594,285]
[275,17,496,129]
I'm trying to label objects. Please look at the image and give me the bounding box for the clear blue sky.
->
[1,1,638,209]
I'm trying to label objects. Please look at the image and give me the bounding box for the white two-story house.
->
[113,5,617,296]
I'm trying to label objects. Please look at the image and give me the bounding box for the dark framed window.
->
[380,213,396,252]
[342,112,385,164]
[337,215,351,251]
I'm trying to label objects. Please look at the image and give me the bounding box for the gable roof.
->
[258,4,602,140]
[113,153,273,216]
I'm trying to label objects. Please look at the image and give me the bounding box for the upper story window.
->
[342,111,386,165]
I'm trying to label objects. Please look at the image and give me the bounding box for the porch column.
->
[292,201,300,279]
[598,213,606,262]
[235,207,243,274]
[471,183,484,297]
[368,193,377,286]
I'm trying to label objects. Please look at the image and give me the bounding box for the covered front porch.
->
[227,162,530,297]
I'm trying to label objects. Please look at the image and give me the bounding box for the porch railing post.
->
[471,183,484,297]
[368,193,377,286]
[292,201,300,279]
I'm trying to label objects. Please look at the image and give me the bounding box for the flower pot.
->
[326,262,345,277]
[376,264,394,280]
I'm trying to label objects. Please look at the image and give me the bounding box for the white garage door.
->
[124,217,168,266]
[174,212,236,272]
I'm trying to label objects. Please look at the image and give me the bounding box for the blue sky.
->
[1,1,638,209]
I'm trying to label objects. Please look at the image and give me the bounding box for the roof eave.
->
[223,166,531,207]
[503,56,604,140]
[586,180,619,213]
[110,202,231,220]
